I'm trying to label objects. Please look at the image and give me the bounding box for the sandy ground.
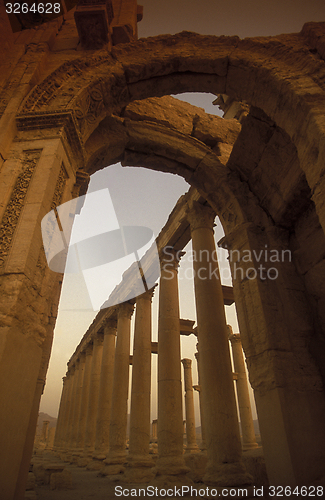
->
[31,451,264,500]
[33,452,117,499]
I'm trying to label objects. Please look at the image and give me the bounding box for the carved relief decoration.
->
[51,164,68,211]
[71,170,90,199]
[0,150,41,269]
[74,82,106,136]
[16,112,86,170]
[20,54,111,114]
[36,164,67,272]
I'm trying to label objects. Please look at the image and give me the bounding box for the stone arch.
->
[69,93,325,488]
[1,22,325,497]
[19,27,325,228]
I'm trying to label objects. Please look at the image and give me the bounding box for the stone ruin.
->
[0,1,325,498]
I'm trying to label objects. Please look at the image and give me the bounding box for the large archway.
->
[1,22,325,498]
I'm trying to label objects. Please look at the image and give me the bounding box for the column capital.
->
[69,365,76,375]
[92,331,104,346]
[181,358,192,369]
[228,324,241,344]
[137,284,157,303]
[160,247,185,270]
[118,301,134,319]
[78,351,86,362]
[229,333,241,344]
[103,317,118,334]
[85,342,93,356]
[186,200,216,232]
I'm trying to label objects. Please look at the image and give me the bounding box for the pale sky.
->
[40,0,325,425]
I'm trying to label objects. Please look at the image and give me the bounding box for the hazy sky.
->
[40,0,325,422]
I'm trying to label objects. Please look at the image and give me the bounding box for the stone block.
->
[87,459,105,470]
[43,464,65,484]
[242,448,268,488]
[25,472,36,491]
[50,469,73,490]
[33,463,46,485]
[74,0,114,50]
[24,491,37,500]
[77,457,91,467]
[184,452,207,483]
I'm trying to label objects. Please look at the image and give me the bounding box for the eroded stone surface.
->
[1,7,325,498]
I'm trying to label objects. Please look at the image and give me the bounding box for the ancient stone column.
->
[124,288,156,483]
[103,302,134,475]
[181,358,199,453]
[58,371,74,454]
[70,352,86,456]
[75,343,93,461]
[64,360,81,458]
[152,420,158,440]
[61,364,77,456]
[53,376,68,452]
[228,328,258,450]
[153,248,191,486]
[83,332,104,462]
[194,351,206,451]
[88,317,117,470]
[41,420,50,446]
[187,201,252,486]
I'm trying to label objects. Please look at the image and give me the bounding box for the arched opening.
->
[1,24,325,496]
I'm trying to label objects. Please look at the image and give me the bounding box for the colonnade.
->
[53,201,258,486]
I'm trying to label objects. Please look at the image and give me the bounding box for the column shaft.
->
[182,359,199,453]
[229,330,258,450]
[88,318,117,469]
[59,372,74,451]
[70,353,86,453]
[75,343,93,459]
[65,361,80,456]
[125,289,155,482]
[103,302,134,475]
[83,333,104,459]
[61,365,77,453]
[53,375,68,451]
[187,201,252,486]
[153,249,190,485]
[194,351,206,451]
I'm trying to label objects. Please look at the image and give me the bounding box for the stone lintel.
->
[180,318,195,336]
[222,285,235,305]
[151,341,158,354]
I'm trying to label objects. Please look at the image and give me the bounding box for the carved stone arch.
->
[18,28,325,232]
[82,105,266,235]
[2,22,325,497]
